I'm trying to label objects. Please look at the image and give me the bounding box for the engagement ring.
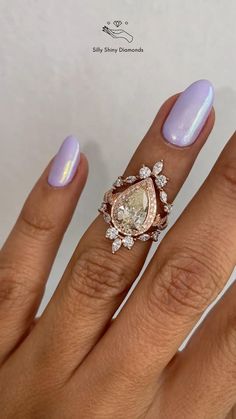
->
[99,160,173,253]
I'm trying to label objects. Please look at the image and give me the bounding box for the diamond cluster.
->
[99,160,172,253]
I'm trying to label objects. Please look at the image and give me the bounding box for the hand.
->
[1,80,236,419]
[103,26,134,43]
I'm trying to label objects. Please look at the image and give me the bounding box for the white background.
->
[0,1,235,319]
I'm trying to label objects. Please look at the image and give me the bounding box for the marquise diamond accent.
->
[125,176,137,184]
[153,161,164,177]
[114,177,123,188]
[160,190,168,203]
[112,238,122,253]
[138,234,150,242]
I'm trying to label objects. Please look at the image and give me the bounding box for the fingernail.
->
[48,135,80,187]
[162,79,214,147]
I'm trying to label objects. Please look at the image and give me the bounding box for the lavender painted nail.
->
[162,80,214,147]
[48,135,80,187]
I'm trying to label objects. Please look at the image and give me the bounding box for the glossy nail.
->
[48,135,80,187]
[162,79,214,147]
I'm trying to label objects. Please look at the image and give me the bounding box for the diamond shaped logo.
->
[113,20,122,27]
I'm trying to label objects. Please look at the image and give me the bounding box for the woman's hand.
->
[1,80,236,419]
[102,26,134,43]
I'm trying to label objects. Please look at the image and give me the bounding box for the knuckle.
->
[20,204,57,241]
[149,249,219,318]
[0,262,39,308]
[69,245,131,304]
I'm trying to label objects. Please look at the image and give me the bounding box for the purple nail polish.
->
[48,135,80,187]
[162,80,214,147]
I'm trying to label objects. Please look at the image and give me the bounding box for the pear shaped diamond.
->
[111,178,157,236]
[101,159,172,253]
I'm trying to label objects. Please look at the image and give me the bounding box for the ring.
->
[99,160,173,253]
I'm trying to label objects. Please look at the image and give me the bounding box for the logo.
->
[102,20,134,44]
[92,20,144,54]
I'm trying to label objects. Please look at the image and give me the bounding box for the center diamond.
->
[117,188,148,230]
[111,178,157,236]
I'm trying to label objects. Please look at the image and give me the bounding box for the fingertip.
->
[161,80,215,148]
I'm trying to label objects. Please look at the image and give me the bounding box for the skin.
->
[0,94,236,418]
